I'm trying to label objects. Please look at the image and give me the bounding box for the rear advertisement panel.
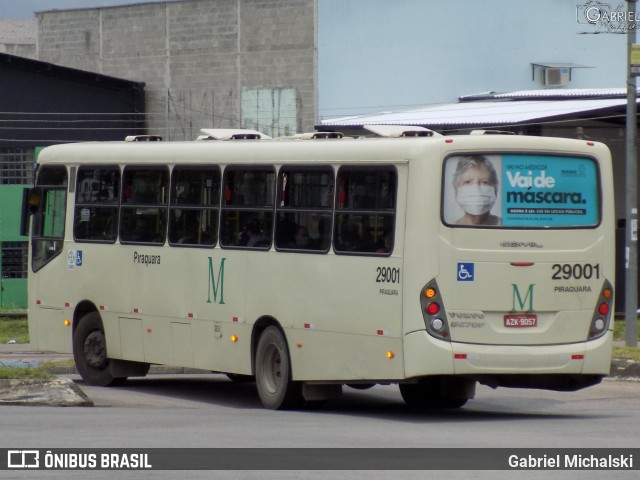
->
[442,154,599,228]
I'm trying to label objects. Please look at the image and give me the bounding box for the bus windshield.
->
[442,154,599,228]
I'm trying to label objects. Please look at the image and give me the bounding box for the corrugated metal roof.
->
[488,88,631,99]
[321,98,629,127]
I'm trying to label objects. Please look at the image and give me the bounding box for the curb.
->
[0,377,93,407]
[610,358,640,379]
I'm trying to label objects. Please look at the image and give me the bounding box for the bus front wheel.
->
[73,312,126,387]
[399,376,475,409]
[255,326,302,410]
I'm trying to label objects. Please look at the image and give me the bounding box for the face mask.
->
[456,184,496,215]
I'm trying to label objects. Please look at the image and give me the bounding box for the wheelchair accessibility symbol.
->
[457,263,474,281]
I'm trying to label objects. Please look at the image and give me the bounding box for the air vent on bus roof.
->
[363,125,442,138]
[197,129,273,141]
[125,135,163,142]
[277,131,345,140]
[469,130,516,135]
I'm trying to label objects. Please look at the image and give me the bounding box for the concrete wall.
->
[0,19,37,60]
[37,0,317,140]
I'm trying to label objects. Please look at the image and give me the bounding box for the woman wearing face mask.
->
[452,156,501,226]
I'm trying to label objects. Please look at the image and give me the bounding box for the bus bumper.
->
[403,330,612,391]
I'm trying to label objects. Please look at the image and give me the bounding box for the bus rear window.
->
[442,154,600,228]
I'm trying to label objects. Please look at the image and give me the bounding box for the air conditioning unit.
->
[543,67,570,87]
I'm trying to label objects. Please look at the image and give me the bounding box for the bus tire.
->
[347,384,375,390]
[399,376,474,409]
[73,312,126,387]
[255,326,302,410]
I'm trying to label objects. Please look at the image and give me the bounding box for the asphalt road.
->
[1,374,638,480]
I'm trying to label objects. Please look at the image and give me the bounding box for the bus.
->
[23,126,615,410]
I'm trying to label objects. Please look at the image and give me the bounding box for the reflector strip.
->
[64,302,70,308]
[572,354,585,360]
[36,300,41,305]
[187,313,195,319]
[510,262,534,267]
[304,323,315,329]
[133,307,140,314]
[454,353,467,359]
[99,305,107,311]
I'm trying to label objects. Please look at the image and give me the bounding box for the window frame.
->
[168,165,221,248]
[275,164,335,254]
[31,165,68,272]
[333,165,397,256]
[119,165,169,245]
[73,164,121,244]
[219,165,276,250]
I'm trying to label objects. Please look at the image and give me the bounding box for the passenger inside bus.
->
[240,217,270,247]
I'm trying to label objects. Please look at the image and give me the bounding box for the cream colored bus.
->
[23,126,615,409]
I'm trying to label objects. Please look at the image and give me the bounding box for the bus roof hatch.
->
[363,125,442,138]
[197,129,273,141]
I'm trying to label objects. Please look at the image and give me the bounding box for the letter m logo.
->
[207,257,226,305]
[511,284,535,312]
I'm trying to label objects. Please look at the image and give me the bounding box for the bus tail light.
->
[420,280,451,341]
[588,280,614,340]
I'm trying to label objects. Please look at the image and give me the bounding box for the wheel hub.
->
[84,330,108,369]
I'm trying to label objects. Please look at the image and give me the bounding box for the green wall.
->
[0,185,29,309]
[0,278,27,309]
[0,185,27,242]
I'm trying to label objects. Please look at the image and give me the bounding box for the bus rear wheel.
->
[255,326,302,410]
[73,312,126,387]
[399,376,475,409]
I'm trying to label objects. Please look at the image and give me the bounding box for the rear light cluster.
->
[588,280,614,340]
[420,280,451,341]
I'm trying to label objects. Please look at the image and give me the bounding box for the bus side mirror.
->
[20,187,41,237]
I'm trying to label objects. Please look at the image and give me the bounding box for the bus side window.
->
[168,166,220,248]
[120,166,169,245]
[275,166,334,253]
[74,166,120,243]
[220,167,275,250]
[334,167,396,255]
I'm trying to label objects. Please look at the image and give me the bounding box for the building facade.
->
[36,0,317,140]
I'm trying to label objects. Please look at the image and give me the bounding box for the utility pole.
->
[626,0,639,347]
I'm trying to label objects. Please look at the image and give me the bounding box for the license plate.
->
[504,314,537,328]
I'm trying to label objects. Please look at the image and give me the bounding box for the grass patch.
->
[612,346,640,361]
[613,317,640,341]
[0,318,29,344]
[38,360,76,372]
[0,365,52,380]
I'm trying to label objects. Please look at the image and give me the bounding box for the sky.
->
[0,0,167,19]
